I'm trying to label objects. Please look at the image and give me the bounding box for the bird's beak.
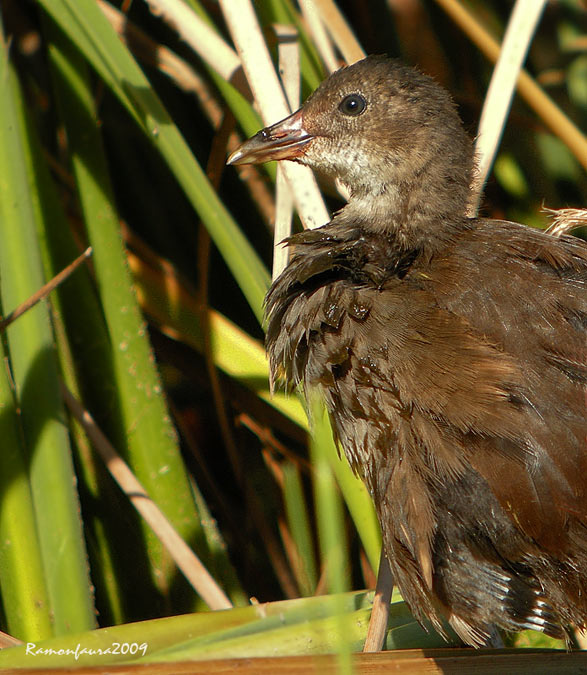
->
[227,109,313,166]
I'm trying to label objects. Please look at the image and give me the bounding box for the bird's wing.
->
[413,220,587,552]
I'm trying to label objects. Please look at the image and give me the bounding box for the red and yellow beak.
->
[227,109,313,166]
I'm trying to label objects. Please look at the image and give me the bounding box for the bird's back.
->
[265,216,587,645]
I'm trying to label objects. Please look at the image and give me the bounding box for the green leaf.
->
[0,592,452,669]
[37,0,270,323]
[46,23,219,610]
[0,21,95,636]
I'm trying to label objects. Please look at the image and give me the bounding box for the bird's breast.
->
[264,242,418,482]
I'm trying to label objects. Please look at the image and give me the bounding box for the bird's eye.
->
[338,93,366,116]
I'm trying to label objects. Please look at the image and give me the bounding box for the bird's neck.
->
[339,175,471,253]
[331,130,475,251]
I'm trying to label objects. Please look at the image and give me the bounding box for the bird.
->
[227,55,587,647]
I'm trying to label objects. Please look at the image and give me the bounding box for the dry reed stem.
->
[219,0,330,231]
[470,0,547,213]
[298,0,340,73]
[273,24,300,279]
[363,550,393,652]
[140,0,242,84]
[544,207,587,237]
[435,0,587,171]
[0,630,23,649]
[311,0,365,64]
[0,247,92,331]
[99,1,217,96]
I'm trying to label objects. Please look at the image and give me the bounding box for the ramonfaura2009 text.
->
[25,642,148,660]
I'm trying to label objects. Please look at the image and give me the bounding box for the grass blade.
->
[0,19,95,636]
[282,462,318,596]
[47,24,214,609]
[0,347,53,641]
[38,0,270,323]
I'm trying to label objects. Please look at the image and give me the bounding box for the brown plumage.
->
[228,56,587,646]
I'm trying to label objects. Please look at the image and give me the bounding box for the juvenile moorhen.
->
[228,56,587,647]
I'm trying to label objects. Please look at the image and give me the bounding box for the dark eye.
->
[338,93,366,116]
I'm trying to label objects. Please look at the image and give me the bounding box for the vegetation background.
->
[0,0,585,667]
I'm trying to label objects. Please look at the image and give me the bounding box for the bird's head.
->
[228,56,475,230]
